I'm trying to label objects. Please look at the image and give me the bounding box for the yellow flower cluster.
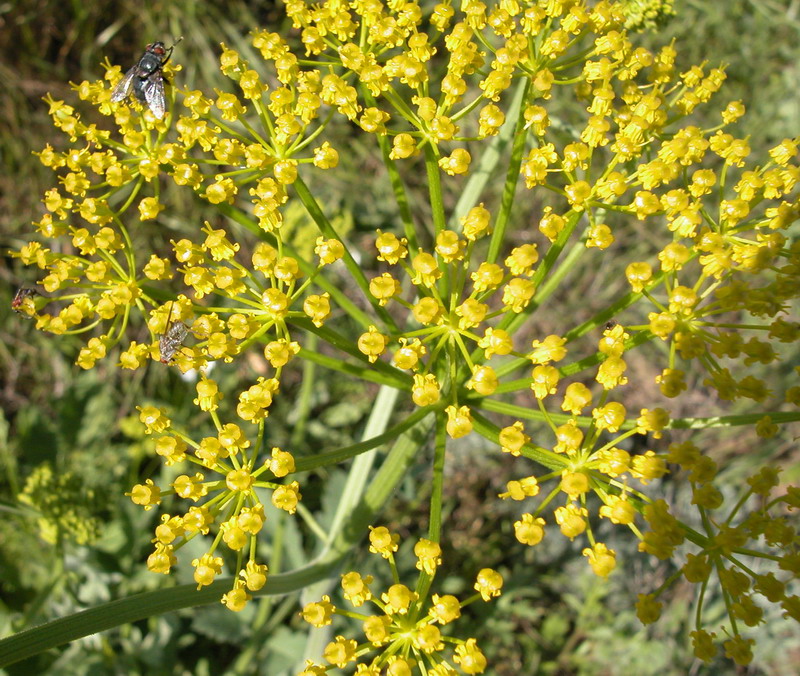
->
[10,0,800,667]
[300,527,501,675]
[128,383,299,612]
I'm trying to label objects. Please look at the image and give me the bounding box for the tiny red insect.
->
[12,287,38,318]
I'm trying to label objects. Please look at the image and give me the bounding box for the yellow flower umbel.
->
[300,527,500,674]
[130,381,298,611]
[13,0,800,668]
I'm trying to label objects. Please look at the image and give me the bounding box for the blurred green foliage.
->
[1,1,799,674]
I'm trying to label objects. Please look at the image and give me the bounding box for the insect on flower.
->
[111,38,182,119]
[159,302,190,365]
[11,287,39,319]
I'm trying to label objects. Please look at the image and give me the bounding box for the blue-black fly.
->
[111,38,182,119]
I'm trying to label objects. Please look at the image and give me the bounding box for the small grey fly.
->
[159,302,189,364]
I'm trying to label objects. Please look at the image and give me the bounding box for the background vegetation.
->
[1,1,799,674]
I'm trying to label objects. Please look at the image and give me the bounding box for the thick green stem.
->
[424,143,447,236]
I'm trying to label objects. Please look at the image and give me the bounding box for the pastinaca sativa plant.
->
[4,0,800,672]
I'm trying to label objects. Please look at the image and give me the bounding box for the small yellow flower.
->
[382,583,418,615]
[172,473,208,501]
[394,338,426,370]
[369,273,401,305]
[554,503,589,539]
[272,481,301,513]
[478,327,513,358]
[390,133,418,159]
[636,594,663,624]
[560,471,590,499]
[358,325,389,363]
[303,293,331,327]
[342,571,373,607]
[147,543,176,574]
[530,364,560,400]
[473,568,503,601]
[324,636,358,669]
[414,539,442,575]
[625,261,653,292]
[194,377,222,412]
[363,615,392,645]
[128,479,161,510]
[269,447,295,477]
[583,543,617,578]
[445,405,473,438]
[302,595,335,627]
[411,252,443,287]
[592,402,627,433]
[154,435,187,465]
[631,451,668,484]
[599,495,636,525]
[264,339,300,368]
[192,553,224,589]
[502,277,536,312]
[203,175,238,204]
[221,580,251,612]
[461,203,492,240]
[435,229,465,262]
[467,365,498,395]
[412,373,441,407]
[368,526,399,558]
[137,405,171,434]
[412,298,443,325]
[438,148,471,175]
[514,513,546,546]
[500,476,539,501]
[226,468,254,492]
[561,382,592,414]
[453,638,487,674]
[241,560,268,591]
[314,237,344,264]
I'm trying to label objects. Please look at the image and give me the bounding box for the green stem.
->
[293,174,398,332]
[217,203,375,330]
[290,332,318,448]
[293,403,440,472]
[429,414,446,543]
[486,78,532,264]
[448,78,527,231]
[424,143,447,236]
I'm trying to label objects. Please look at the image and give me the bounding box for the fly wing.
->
[142,72,167,119]
[110,66,137,102]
